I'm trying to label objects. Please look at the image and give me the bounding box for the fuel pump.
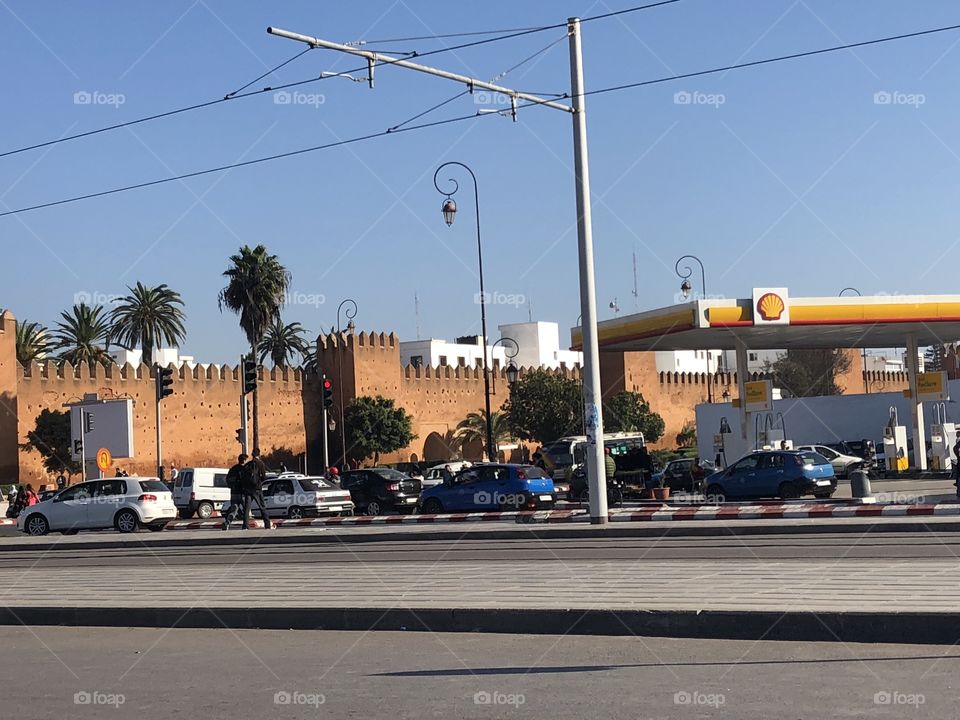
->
[883,406,909,474]
[929,402,956,473]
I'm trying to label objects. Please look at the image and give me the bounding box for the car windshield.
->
[519,465,547,479]
[299,477,333,491]
[138,480,170,493]
[542,442,574,467]
[372,469,407,481]
[799,452,829,466]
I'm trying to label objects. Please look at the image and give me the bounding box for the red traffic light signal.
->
[322,376,334,409]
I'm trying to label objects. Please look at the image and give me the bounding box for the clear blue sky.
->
[2,1,960,364]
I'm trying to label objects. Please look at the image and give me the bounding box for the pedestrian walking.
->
[241,448,272,530]
[55,473,67,490]
[222,453,247,530]
[953,431,960,495]
[23,484,39,507]
[5,485,18,518]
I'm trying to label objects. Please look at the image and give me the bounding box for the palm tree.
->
[218,245,291,450]
[257,319,308,368]
[454,410,513,460]
[15,319,55,365]
[300,342,318,374]
[52,303,112,366]
[109,282,187,366]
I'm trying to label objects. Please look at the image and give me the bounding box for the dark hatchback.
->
[339,468,422,516]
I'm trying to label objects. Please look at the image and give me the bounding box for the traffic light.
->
[322,376,334,409]
[155,365,174,401]
[83,411,94,434]
[235,428,244,445]
[242,358,257,395]
[73,439,82,455]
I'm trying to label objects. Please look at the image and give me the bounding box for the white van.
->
[422,461,473,488]
[172,467,231,519]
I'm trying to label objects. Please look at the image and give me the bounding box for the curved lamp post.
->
[839,288,868,393]
[675,254,713,401]
[675,255,706,301]
[336,298,357,468]
[491,336,520,395]
[435,161,495,462]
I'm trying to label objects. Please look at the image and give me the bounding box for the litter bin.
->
[850,469,872,499]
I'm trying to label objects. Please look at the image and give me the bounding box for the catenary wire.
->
[0,2,679,160]
[4,15,955,219]
[225,47,315,98]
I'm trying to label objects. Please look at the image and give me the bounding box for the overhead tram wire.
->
[0,1,681,160]
[3,18,960,220]
[225,46,315,98]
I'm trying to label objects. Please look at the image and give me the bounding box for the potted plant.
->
[652,475,671,500]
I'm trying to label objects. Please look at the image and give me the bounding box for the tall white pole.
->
[569,17,607,524]
[906,334,927,471]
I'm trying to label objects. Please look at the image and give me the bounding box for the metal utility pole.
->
[79,408,87,481]
[239,354,249,456]
[268,16,609,523]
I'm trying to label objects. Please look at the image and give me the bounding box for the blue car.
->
[417,464,556,514]
[703,450,836,501]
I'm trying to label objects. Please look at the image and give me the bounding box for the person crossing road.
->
[222,453,247,530]
[241,449,272,530]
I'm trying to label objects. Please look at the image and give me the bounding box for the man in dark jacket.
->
[222,453,247,530]
[242,448,272,530]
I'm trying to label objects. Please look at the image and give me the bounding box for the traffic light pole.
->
[239,354,249,456]
[79,408,87,482]
[268,17,608,522]
[155,370,163,479]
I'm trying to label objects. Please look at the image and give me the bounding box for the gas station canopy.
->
[571,289,960,352]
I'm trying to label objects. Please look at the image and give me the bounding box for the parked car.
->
[339,468,422,515]
[795,445,863,478]
[649,457,708,492]
[418,464,556,514]
[172,467,230,519]
[422,461,473,488]
[703,450,837,500]
[255,476,354,519]
[18,477,177,535]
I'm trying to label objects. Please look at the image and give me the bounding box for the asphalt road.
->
[3,626,958,719]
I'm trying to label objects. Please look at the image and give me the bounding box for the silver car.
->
[258,476,354,519]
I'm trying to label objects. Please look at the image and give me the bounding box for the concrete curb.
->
[3,605,959,645]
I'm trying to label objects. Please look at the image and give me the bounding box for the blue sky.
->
[2,0,960,364]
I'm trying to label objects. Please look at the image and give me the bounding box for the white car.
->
[422,461,473,489]
[256,476,355,519]
[795,445,863,478]
[18,477,177,536]
[172,467,230,519]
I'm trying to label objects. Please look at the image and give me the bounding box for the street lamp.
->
[434,161,495,462]
[336,298,357,469]
[491,337,520,396]
[675,255,712,401]
[839,287,868,394]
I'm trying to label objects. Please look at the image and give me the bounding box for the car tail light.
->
[138,494,158,502]
[526,499,537,509]
[386,483,400,492]
[518,469,526,479]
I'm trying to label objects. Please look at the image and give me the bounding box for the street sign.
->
[917,371,948,401]
[96,448,112,472]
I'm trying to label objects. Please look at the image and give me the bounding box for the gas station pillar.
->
[735,337,749,446]
[906,334,928,471]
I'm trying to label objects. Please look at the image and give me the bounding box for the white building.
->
[399,321,582,372]
[498,321,582,370]
[655,350,723,374]
[110,347,195,369]
[399,337,506,370]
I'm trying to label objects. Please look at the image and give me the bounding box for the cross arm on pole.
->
[266,27,575,115]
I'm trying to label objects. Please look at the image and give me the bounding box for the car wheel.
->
[196,501,214,519]
[421,498,443,515]
[705,484,726,503]
[287,506,304,519]
[178,508,193,519]
[24,514,49,536]
[365,500,383,516]
[114,509,139,533]
[778,482,800,500]
[147,522,167,532]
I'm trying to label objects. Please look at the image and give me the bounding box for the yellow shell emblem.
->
[756,293,785,321]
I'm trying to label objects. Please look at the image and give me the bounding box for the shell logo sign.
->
[752,288,790,325]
